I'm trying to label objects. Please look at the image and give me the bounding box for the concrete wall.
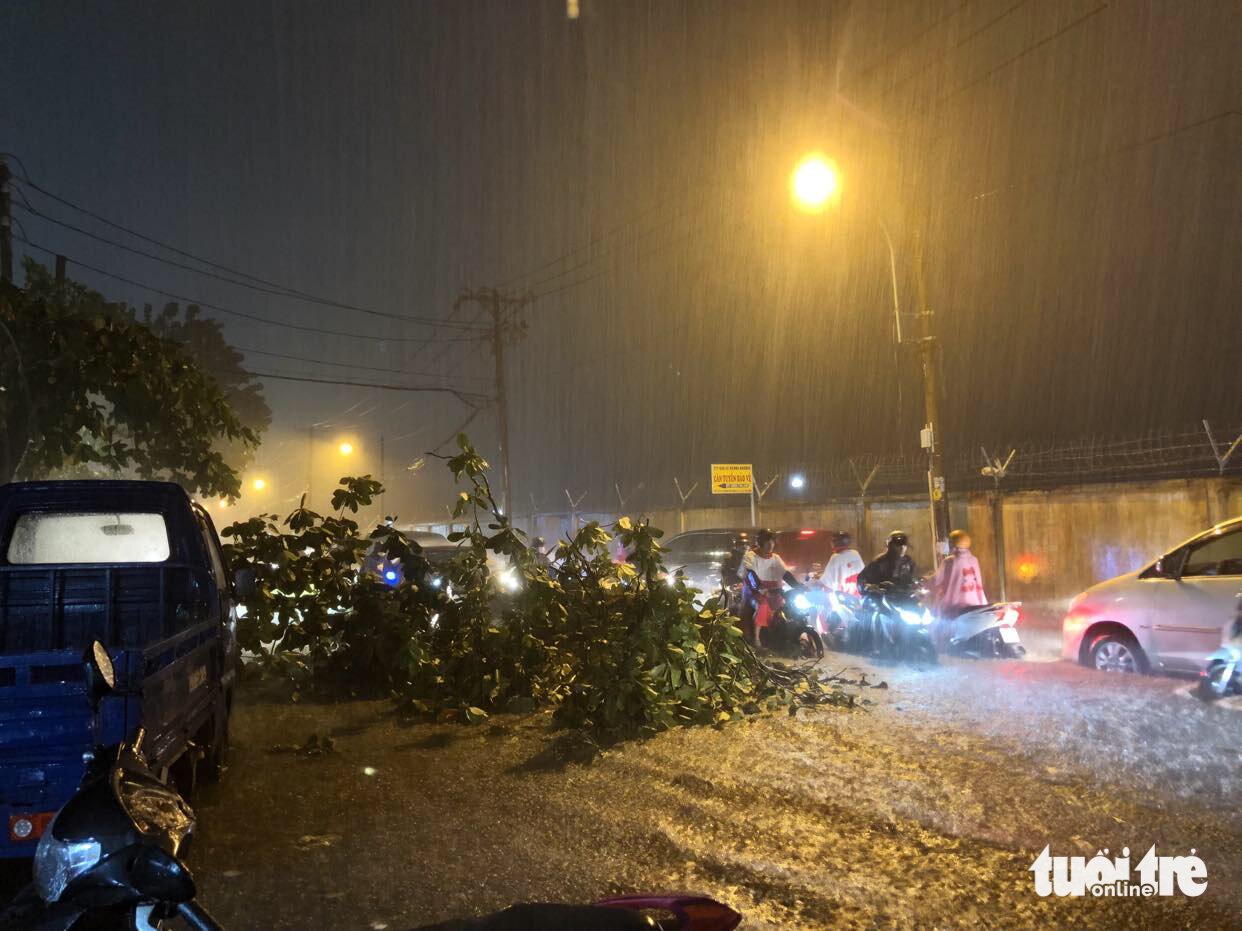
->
[499,476,1240,609]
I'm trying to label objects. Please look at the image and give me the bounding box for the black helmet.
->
[832,531,853,549]
[532,537,546,549]
[757,528,776,545]
[887,530,909,550]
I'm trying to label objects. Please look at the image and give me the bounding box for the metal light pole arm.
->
[877,218,902,345]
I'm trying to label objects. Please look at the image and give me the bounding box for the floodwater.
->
[183,650,1242,929]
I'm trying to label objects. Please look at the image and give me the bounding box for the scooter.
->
[0,642,213,931]
[1197,617,1241,700]
[3,642,743,931]
[862,584,938,666]
[938,603,1026,659]
[748,572,823,660]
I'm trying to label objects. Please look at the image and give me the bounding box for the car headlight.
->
[498,569,520,592]
[33,822,102,903]
[793,593,812,612]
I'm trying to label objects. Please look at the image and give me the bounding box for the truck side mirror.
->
[84,640,116,706]
[233,567,256,598]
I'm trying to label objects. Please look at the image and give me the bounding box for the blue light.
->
[384,570,398,583]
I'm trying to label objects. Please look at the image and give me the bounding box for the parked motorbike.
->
[0,642,216,931]
[939,603,1026,659]
[861,584,938,666]
[3,644,743,931]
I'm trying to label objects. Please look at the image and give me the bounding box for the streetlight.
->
[789,474,806,490]
[338,441,354,456]
[790,152,948,561]
[251,478,267,492]
[790,153,840,214]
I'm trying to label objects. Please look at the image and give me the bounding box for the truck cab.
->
[0,480,239,856]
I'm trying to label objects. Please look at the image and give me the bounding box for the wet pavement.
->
[176,631,1242,930]
[4,629,1240,929]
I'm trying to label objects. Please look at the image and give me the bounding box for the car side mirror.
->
[1155,551,1186,580]
[233,567,256,598]
[84,640,116,707]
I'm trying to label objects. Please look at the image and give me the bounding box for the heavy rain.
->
[0,1,1239,928]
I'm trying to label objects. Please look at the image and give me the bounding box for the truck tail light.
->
[9,811,54,842]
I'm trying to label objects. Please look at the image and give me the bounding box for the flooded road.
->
[183,646,1242,929]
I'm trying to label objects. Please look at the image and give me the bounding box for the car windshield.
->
[6,512,171,564]
[663,532,736,565]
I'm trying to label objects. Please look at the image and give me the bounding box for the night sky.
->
[2,0,1238,519]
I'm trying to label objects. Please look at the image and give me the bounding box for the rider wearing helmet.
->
[929,529,987,616]
[819,531,865,596]
[737,529,802,645]
[858,530,919,590]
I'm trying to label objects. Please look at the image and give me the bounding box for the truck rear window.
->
[7,512,171,564]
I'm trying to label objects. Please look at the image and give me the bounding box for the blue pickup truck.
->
[0,480,239,857]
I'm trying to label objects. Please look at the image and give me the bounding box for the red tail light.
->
[9,811,54,842]
[799,529,816,537]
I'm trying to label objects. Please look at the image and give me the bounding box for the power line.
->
[10,170,483,332]
[967,109,1239,205]
[236,369,490,405]
[232,344,492,383]
[12,190,482,330]
[936,3,1109,105]
[14,236,487,345]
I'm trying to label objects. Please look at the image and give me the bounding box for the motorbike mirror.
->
[84,640,116,704]
[128,844,198,904]
[233,567,256,598]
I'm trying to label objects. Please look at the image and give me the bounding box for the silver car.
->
[1062,517,1242,675]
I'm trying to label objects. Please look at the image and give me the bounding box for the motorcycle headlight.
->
[898,608,931,626]
[33,820,102,903]
[793,593,812,612]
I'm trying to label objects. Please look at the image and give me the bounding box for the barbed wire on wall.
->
[550,420,1242,519]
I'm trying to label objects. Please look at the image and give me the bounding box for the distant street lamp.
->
[338,441,354,456]
[251,478,267,492]
[790,152,948,561]
[789,474,806,490]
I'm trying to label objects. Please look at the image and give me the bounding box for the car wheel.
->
[1089,634,1146,674]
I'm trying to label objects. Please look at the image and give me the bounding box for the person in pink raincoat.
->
[930,530,988,649]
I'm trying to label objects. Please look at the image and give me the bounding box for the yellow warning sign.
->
[711,463,753,495]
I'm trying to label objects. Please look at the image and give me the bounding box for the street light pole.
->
[877,219,902,345]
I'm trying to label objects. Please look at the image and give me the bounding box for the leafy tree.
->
[225,437,854,745]
[140,303,270,473]
[0,259,257,496]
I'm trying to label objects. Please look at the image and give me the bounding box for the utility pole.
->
[0,159,12,285]
[913,231,949,563]
[456,287,530,519]
[306,425,314,508]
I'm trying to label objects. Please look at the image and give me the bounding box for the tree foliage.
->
[225,436,846,745]
[0,260,257,496]
[140,302,271,472]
